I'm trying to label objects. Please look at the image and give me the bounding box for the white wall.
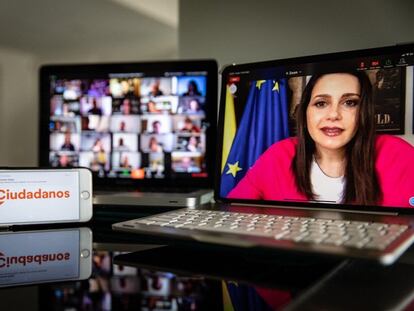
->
[0,47,37,166]
[179,0,414,67]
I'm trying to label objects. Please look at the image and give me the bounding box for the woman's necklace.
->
[314,156,345,178]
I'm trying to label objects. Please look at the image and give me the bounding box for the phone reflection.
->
[0,227,92,288]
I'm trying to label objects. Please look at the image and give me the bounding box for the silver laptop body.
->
[94,189,213,208]
[113,44,414,264]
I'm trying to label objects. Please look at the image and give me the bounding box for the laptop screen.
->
[218,44,414,209]
[39,60,217,188]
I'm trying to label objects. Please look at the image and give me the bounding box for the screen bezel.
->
[39,60,218,189]
[215,43,414,214]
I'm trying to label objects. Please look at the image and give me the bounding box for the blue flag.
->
[220,79,290,197]
[224,282,273,311]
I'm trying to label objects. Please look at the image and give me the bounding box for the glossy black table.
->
[1,219,414,311]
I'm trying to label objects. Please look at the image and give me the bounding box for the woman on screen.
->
[228,72,414,207]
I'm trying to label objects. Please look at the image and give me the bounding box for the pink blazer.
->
[228,135,414,208]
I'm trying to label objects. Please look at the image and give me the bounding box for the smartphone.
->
[0,168,92,226]
[0,227,92,288]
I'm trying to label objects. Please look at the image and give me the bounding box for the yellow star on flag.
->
[272,81,279,92]
[256,80,266,90]
[226,161,242,177]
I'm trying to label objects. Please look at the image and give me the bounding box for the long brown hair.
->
[292,72,381,205]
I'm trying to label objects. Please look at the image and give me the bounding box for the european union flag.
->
[220,79,290,197]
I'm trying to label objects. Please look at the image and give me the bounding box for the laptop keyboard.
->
[131,209,409,251]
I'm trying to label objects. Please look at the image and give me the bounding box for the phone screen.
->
[0,171,80,224]
[0,229,84,287]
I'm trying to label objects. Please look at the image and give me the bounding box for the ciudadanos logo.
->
[0,188,71,206]
[0,251,70,268]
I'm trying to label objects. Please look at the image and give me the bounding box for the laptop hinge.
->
[229,202,399,216]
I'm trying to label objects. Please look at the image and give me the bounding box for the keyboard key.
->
[323,235,350,246]
[343,237,370,248]
[300,234,329,244]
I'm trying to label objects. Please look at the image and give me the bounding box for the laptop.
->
[39,60,217,208]
[113,44,414,264]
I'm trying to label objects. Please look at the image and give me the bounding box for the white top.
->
[310,159,345,203]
